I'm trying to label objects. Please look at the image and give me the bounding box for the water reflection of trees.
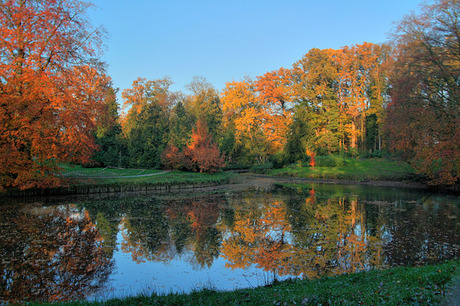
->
[113,195,227,268]
[83,188,457,281]
[73,188,458,284]
[0,205,113,303]
[220,187,458,280]
[219,190,384,279]
[381,196,459,266]
[2,187,456,302]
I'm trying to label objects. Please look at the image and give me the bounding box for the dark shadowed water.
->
[0,183,458,303]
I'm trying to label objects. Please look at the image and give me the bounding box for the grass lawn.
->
[59,165,232,188]
[68,260,459,305]
[59,164,163,178]
[269,158,418,182]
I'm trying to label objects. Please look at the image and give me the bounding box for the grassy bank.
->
[69,170,232,187]
[70,260,459,305]
[59,164,164,178]
[266,157,418,182]
[5,166,233,197]
[62,167,234,194]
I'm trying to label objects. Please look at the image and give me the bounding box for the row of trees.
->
[0,0,458,190]
[98,0,458,185]
[104,42,389,171]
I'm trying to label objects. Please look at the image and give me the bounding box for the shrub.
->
[250,162,274,174]
[315,155,347,167]
[161,144,184,170]
[270,151,288,169]
[223,164,250,171]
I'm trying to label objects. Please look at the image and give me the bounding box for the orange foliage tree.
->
[220,79,268,162]
[254,68,295,153]
[161,143,184,170]
[162,118,224,173]
[0,0,111,191]
[184,118,225,173]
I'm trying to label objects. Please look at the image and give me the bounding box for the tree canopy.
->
[1,0,458,189]
[0,0,113,190]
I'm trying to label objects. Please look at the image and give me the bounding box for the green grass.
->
[5,166,234,196]
[67,260,459,305]
[60,165,231,187]
[59,164,163,178]
[62,168,233,190]
[268,158,417,182]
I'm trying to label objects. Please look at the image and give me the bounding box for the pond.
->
[0,182,458,303]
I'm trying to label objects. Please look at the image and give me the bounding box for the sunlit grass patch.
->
[269,158,417,181]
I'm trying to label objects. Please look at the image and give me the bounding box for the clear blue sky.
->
[88,0,422,96]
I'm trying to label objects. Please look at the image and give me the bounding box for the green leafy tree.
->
[186,76,222,140]
[284,105,315,163]
[292,48,341,154]
[128,102,169,168]
[121,77,174,169]
[92,87,128,167]
[169,100,193,149]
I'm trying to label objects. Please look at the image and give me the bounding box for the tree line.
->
[0,0,458,191]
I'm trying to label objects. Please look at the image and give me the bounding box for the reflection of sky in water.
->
[89,230,282,301]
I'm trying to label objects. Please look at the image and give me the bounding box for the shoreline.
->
[2,172,458,199]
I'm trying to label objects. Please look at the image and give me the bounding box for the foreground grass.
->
[268,158,417,182]
[70,260,459,305]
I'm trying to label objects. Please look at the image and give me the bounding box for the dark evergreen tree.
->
[128,103,169,168]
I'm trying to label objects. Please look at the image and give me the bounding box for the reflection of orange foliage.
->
[0,205,113,303]
[221,193,385,280]
[221,201,293,275]
[305,189,316,205]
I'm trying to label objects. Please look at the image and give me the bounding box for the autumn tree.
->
[335,43,390,153]
[386,0,460,185]
[254,68,295,153]
[184,118,225,173]
[220,78,267,163]
[289,44,390,156]
[0,0,112,190]
[161,143,184,170]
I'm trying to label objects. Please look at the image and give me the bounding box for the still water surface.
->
[1,183,458,302]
